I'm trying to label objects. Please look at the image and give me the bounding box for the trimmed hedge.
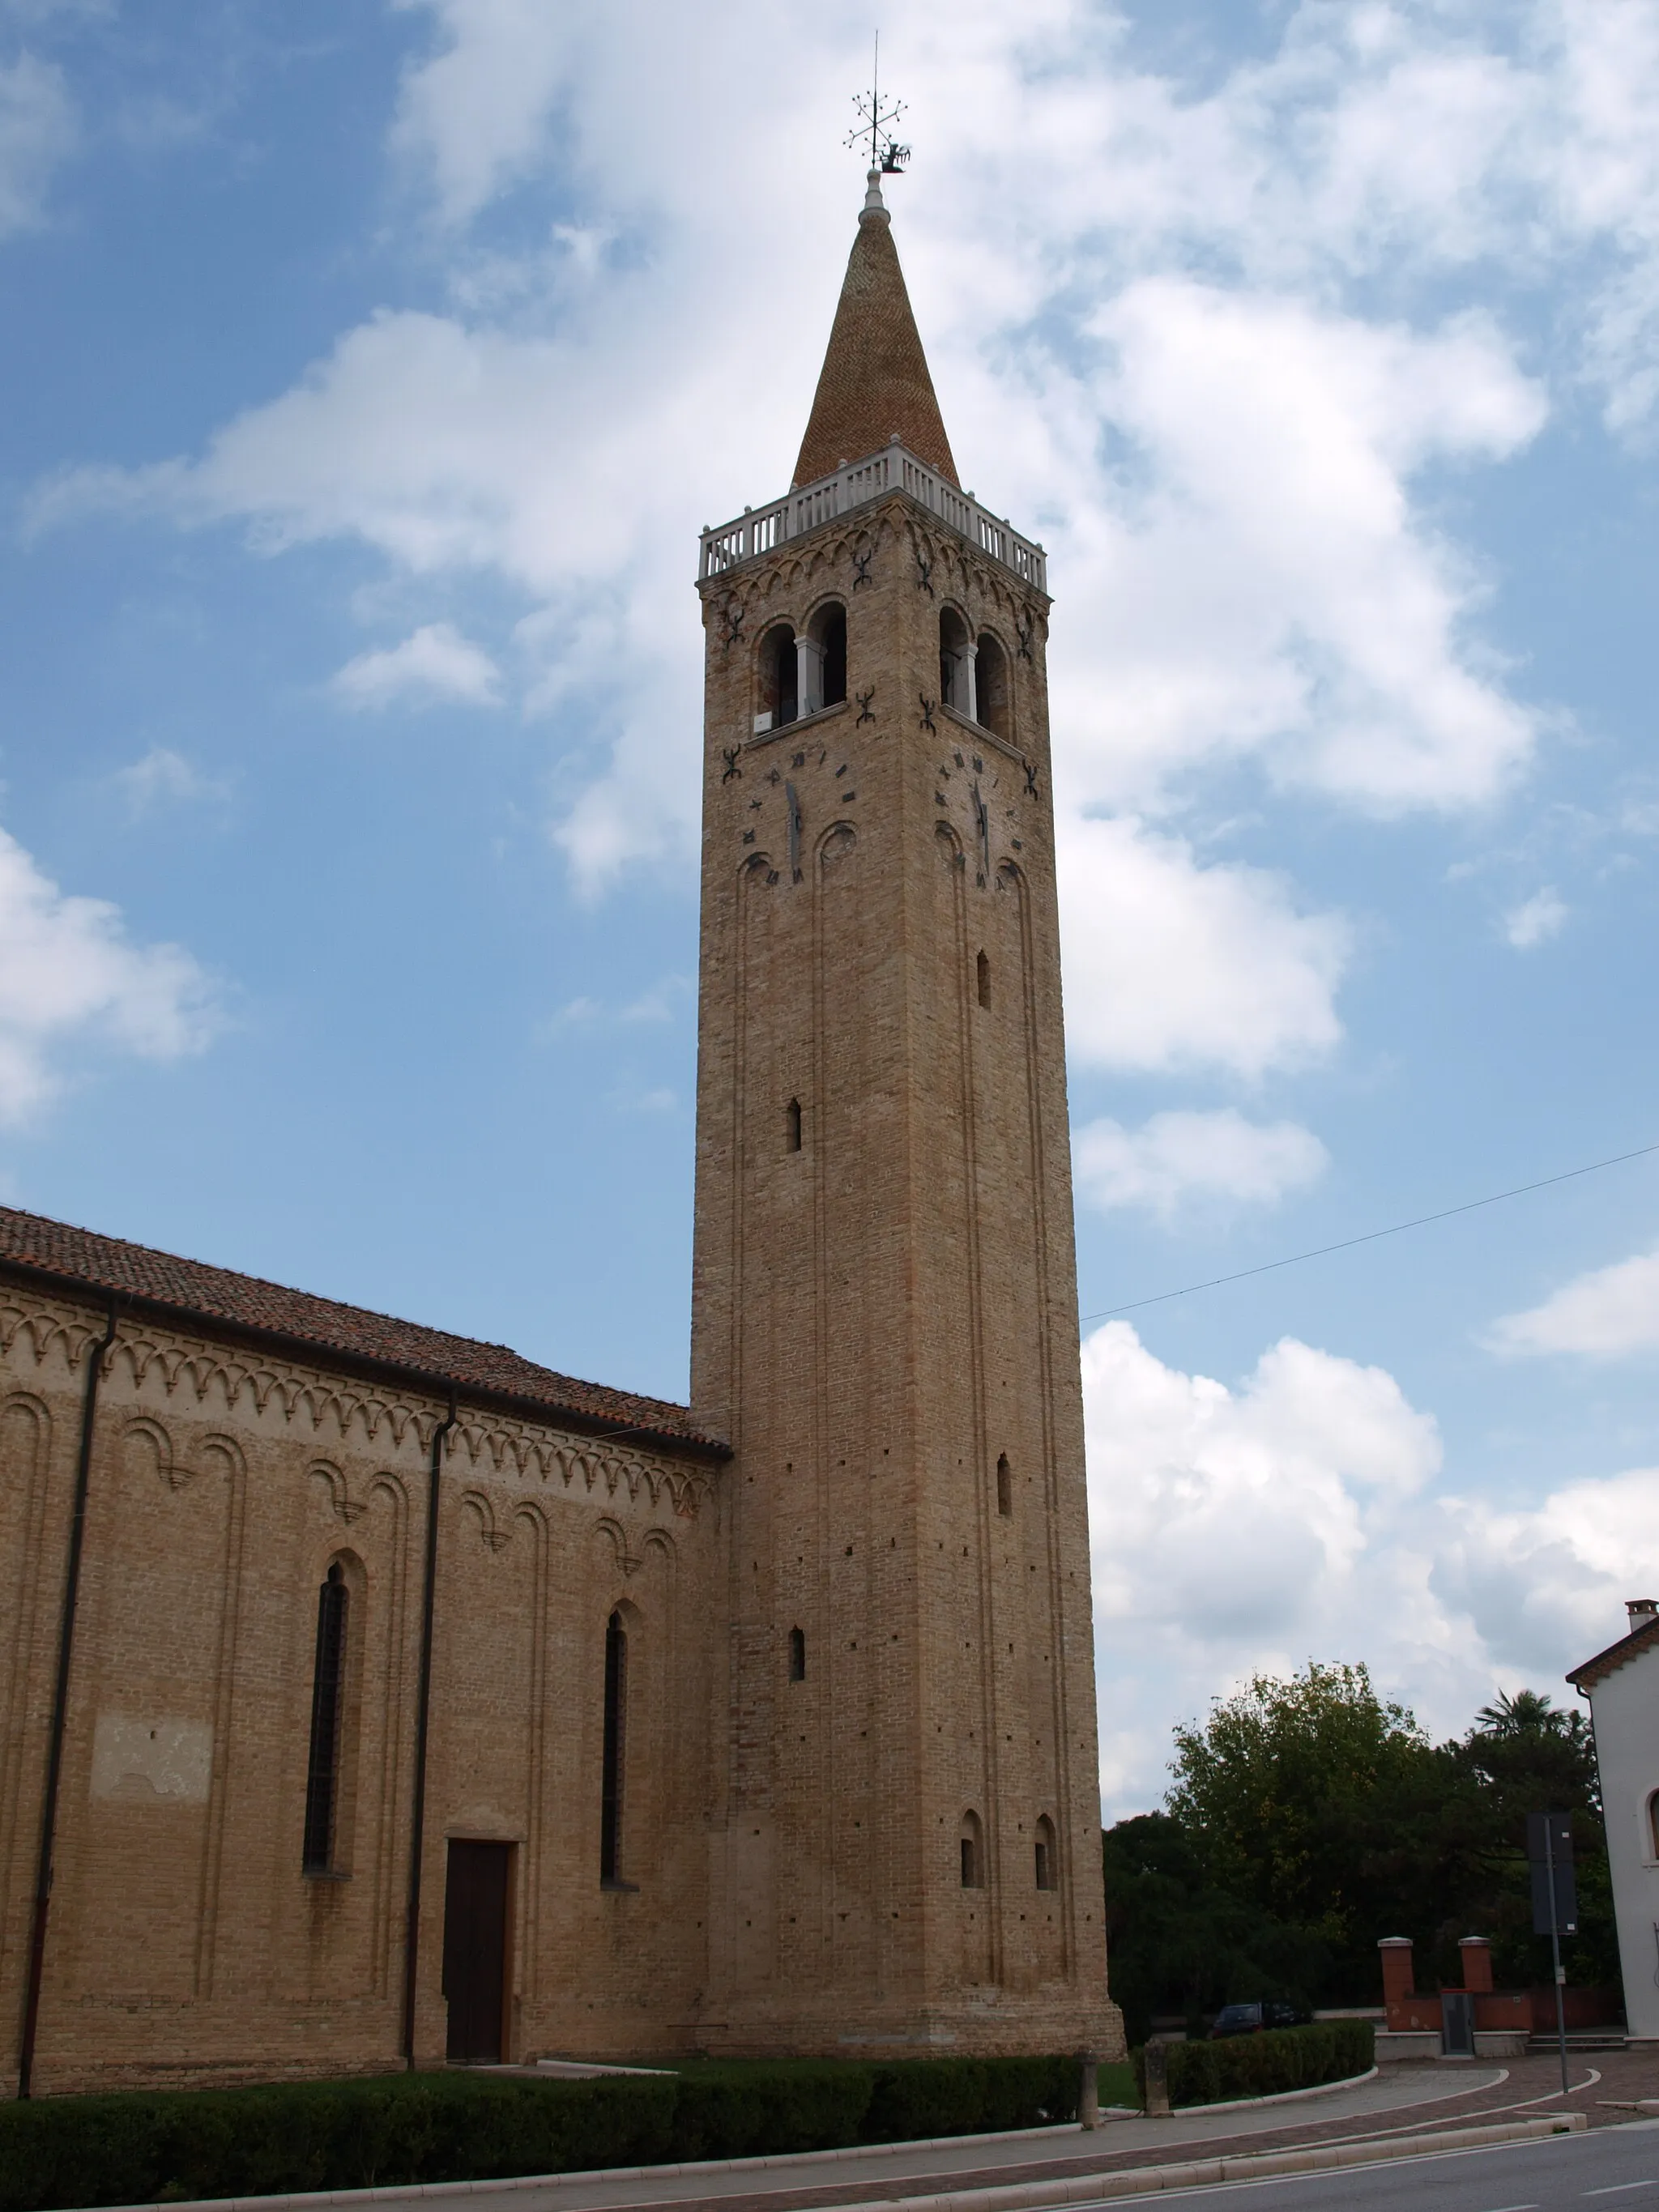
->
[1132,2020,1373,2110]
[0,2053,1080,2211]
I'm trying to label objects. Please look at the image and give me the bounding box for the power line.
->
[1078,1137,1659,1325]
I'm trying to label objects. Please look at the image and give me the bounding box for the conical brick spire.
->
[793,173,958,489]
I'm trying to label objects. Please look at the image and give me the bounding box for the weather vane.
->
[846,33,910,174]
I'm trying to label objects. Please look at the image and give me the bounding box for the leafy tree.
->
[1103,1664,1623,2024]
[1441,1686,1618,1991]
[1101,1813,1328,2044]
[1164,1661,1454,1990]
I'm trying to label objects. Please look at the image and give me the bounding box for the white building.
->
[1569,1598,1659,2042]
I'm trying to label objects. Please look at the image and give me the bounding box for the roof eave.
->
[0,1252,731,1466]
[1567,1617,1659,1691]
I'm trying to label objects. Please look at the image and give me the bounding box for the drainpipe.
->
[17,1297,118,2099]
[401,1389,457,2069]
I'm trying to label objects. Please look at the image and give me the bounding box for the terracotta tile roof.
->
[1567,1613,1659,1690]
[0,1204,726,1459]
[794,194,958,491]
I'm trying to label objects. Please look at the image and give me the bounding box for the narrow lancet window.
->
[788,1626,807,1681]
[786,1097,803,1153]
[978,951,992,1009]
[996,1454,1012,1517]
[959,1809,983,1888]
[600,1609,627,1884]
[303,1563,348,1873]
[1035,1813,1058,1890]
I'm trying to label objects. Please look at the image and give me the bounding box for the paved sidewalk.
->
[151,2051,1655,2212]
[470,2053,1648,2212]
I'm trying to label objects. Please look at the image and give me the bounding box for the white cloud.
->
[1082,1318,1659,1813]
[1075,1107,1328,1217]
[1432,1466,1659,1672]
[33,0,1575,912]
[0,50,75,236]
[1503,885,1569,948]
[332,620,502,710]
[0,825,216,1122]
[1487,1246,1659,1359]
[1053,285,1544,815]
[1085,1320,1451,1807]
[113,747,226,815]
[1059,815,1349,1079]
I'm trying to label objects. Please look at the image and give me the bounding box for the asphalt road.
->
[1085,2120,1659,2212]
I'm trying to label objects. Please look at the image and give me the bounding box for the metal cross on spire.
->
[846,33,910,174]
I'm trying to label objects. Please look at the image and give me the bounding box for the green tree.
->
[1441,1688,1618,1991]
[1102,1665,1623,2021]
[1101,1813,1329,2044]
[1165,1661,1451,1988]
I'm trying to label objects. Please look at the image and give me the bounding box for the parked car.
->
[1209,2000,1311,2039]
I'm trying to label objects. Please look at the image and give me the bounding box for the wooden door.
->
[441,1839,511,2063]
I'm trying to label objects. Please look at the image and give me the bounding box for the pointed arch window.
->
[978,951,992,1010]
[996,1454,1013,1518]
[303,1563,349,1874]
[788,1626,807,1681]
[1034,1813,1058,1890]
[786,1097,803,1153]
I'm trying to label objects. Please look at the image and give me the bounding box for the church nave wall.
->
[0,1283,723,2094]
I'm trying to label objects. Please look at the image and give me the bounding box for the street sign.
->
[1531,1859,1578,1935]
[1527,1811,1573,1864]
[1528,1811,1577,1935]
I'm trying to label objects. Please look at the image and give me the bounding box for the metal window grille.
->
[302,1565,348,1873]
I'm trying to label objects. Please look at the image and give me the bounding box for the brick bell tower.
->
[690,164,1122,2060]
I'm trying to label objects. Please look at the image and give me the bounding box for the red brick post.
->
[1379,1936,1414,2002]
[1458,1937,1494,1993]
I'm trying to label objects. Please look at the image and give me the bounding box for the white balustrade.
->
[700,445,1046,593]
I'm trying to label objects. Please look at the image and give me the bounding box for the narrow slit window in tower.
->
[1649,1789,1659,1860]
[600,1610,627,1884]
[978,950,992,1009]
[786,1097,803,1153]
[1034,1813,1058,1890]
[996,1453,1012,1517]
[303,1562,349,1873]
[959,1809,983,1888]
[788,1626,807,1681]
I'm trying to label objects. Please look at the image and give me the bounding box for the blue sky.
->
[5,0,1659,1814]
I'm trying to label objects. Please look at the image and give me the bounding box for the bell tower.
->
[691,164,1121,2059]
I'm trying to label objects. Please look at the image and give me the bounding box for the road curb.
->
[820,2113,1587,2211]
